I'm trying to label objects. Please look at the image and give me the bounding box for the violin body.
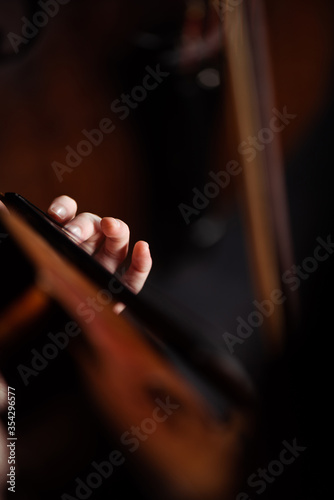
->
[0,204,255,500]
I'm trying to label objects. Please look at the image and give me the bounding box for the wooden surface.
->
[0,208,254,500]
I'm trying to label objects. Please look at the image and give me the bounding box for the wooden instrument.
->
[0,195,255,499]
[1,0,334,498]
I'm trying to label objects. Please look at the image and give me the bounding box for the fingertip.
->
[136,240,150,252]
[101,217,127,238]
[132,240,152,271]
[122,240,152,294]
[48,204,67,220]
[47,195,77,221]
[101,217,119,232]
[65,224,83,240]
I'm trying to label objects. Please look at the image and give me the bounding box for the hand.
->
[47,195,152,313]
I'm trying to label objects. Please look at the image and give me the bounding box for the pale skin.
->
[0,195,152,307]
[46,195,152,313]
[0,195,152,491]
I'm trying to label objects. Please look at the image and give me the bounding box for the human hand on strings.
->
[47,195,152,313]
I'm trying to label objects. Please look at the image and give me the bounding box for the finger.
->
[112,241,152,314]
[65,213,104,252]
[47,195,77,223]
[121,240,152,294]
[94,217,130,273]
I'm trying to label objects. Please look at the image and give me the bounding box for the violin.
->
[1,0,333,498]
[0,191,255,499]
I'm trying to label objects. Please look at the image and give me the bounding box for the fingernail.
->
[49,204,67,219]
[66,225,82,238]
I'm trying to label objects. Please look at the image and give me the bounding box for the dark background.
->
[1,1,334,499]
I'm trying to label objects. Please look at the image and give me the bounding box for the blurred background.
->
[1,0,334,498]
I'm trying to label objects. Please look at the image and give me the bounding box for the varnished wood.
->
[0,207,253,500]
